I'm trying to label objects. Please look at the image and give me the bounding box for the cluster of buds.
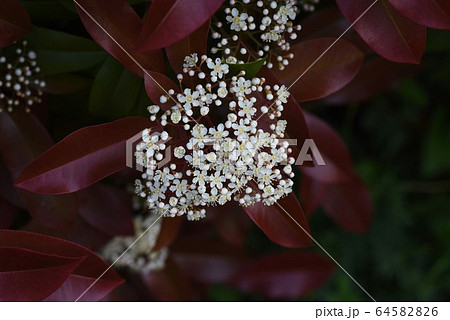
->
[211,0,303,70]
[101,214,169,272]
[135,54,295,221]
[0,41,45,113]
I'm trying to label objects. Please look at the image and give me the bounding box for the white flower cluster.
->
[135,55,295,221]
[211,0,303,70]
[101,214,169,272]
[0,41,45,113]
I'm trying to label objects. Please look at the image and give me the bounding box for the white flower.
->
[101,214,169,272]
[277,4,297,24]
[226,8,248,31]
[275,120,287,135]
[209,171,225,189]
[232,77,252,97]
[177,88,200,110]
[238,99,256,118]
[174,146,186,159]
[170,109,182,124]
[192,170,208,186]
[170,179,188,197]
[277,85,290,103]
[217,86,228,98]
[232,119,252,140]
[207,58,229,79]
[183,53,198,68]
[262,30,281,42]
[209,123,229,140]
[226,56,238,64]
[147,105,160,114]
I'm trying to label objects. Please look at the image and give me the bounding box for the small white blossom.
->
[183,53,198,68]
[226,8,248,31]
[207,58,229,79]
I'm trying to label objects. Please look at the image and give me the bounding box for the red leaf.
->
[272,37,364,102]
[77,184,134,237]
[15,117,151,194]
[0,111,78,229]
[323,57,421,105]
[166,20,210,74]
[300,175,325,218]
[0,246,84,301]
[138,0,224,51]
[388,0,450,29]
[153,216,184,251]
[144,72,180,110]
[142,259,194,301]
[0,197,17,229]
[0,230,123,301]
[0,155,23,209]
[24,217,112,252]
[0,0,31,48]
[300,112,354,183]
[242,193,312,248]
[305,177,373,233]
[210,202,251,247]
[299,6,371,54]
[75,0,165,76]
[336,0,427,64]
[230,252,334,299]
[172,238,246,284]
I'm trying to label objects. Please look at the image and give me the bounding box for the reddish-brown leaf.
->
[0,155,23,209]
[300,174,325,218]
[172,238,246,284]
[336,0,427,64]
[0,230,123,301]
[23,217,112,252]
[0,0,31,48]
[272,37,364,102]
[0,197,17,229]
[142,258,194,301]
[75,0,165,76]
[139,0,224,51]
[0,111,78,229]
[300,112,354,183]
[15,117,151,194]
[242,193,312,248]
[153,216,184,251]
[211,202,251,247]
[301,175,373,233]
[388,0,450,29]
[77,184,134,237]
[0,246,84,301]
[230,252,334,299]
[323,57,421,105]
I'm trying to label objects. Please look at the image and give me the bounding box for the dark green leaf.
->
[228,57,267,79]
